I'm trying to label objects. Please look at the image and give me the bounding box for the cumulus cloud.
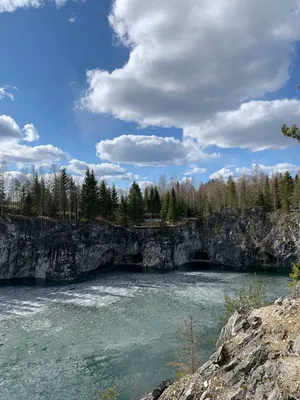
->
[0,114,66,164]
[0,85,17,101]
[96,134,219,167]
[0,0,73,12]
[23,123,40,142]
[209,163,300,180]
[184,166,207,176]
[0,115,22,141]
[184,99,300,151]
[66,158,140,181]
[81,0,300,133]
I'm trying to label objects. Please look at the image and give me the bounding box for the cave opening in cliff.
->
[260,251,278,265]
[193,251,210,261]
[130,253,143,264]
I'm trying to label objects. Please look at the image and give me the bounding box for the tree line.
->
[0,163,300,225]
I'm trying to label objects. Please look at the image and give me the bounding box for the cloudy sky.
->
[1,0,300,186]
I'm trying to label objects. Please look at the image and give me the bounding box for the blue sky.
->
[1,0,300,188]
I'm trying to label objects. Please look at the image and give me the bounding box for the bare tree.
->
[0,160,7,216]
[167,315,199,377]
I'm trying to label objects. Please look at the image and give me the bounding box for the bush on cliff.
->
[98,385,119,400]
[290,260,300,287]
[223,274,266,322]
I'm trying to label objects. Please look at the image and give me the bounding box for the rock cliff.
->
[142,285,300,400]
[0,207,299,280]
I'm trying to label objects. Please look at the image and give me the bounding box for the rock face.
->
[143,284,300,400]
[0,207,299,280]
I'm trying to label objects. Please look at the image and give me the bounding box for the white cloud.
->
[209,167,234,180]
[81,0,300,133]
[0,0,72,12]
[209,163,300,180]
[0,85,17,101]
[0,114,66,164]
[180,176,194,184]
[96,134,219,167]
[184,166,207,176]
[0,115,22,141]
[23,123,40,142]
[138,180,154,189]
[184,99,300,151]
[66,158,140,181]
[69,13,76,23]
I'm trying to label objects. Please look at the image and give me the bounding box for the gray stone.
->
[0,207,298,281]
[274,297,283,306]
[293,333,300,353]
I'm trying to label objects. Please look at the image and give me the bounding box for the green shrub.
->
[289,260,300,287]
[222,274,266,322]
[98,386,119,400]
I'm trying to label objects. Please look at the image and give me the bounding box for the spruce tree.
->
[227,176,237,209]
[272,175,281,212]
[110,184,119,221]
[291,174,300,210]
[128,182,144,223]
[32,173,41,215]
[117,195,129,226]
[144,186,151,214]
[280,172,294,212]
[99,180,111,219]
[167,187,178,222]
[263,176,272,212]
[160,192,170,221]
[153,186,161,214]
[81,168,98,220]
[59,168,70,219]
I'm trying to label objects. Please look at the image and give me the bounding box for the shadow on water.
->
[0,261,289,288]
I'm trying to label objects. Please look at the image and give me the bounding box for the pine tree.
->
[280,172,294,212]
[128,182,144,223]
[81,168,98,220]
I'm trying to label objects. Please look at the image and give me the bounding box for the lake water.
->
[0,266,290,400]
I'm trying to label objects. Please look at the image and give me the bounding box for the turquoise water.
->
[0,267,290,400]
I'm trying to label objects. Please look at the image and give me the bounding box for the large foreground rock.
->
[0,208,300,280]
[143,285,300,399]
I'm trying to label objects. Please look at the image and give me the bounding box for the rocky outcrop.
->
[143,285,300,400]
[0,207,299,280]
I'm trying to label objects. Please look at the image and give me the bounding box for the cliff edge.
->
[0,207,300,280]
[142,285,300,400]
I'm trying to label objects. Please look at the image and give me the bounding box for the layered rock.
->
[0,207,300,280]
[143,286,300,400]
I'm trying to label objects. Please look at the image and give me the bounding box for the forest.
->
[0,162,299,226]
[0,120,299,225]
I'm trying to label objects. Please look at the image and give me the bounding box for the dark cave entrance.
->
[122,252,144,265]
[260,251,278,265]
[193,251,210,261]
